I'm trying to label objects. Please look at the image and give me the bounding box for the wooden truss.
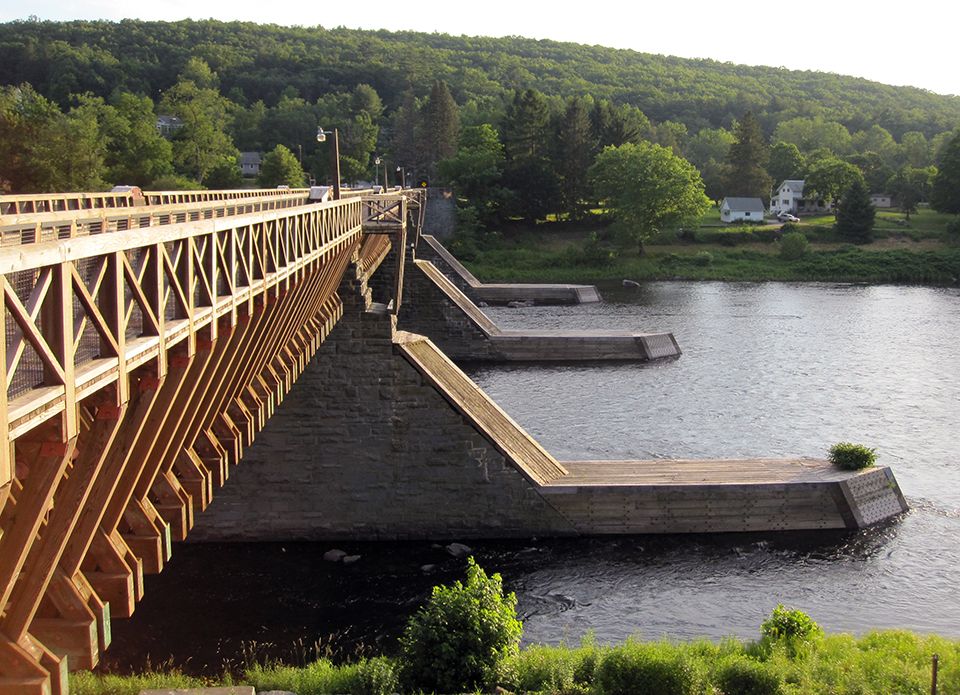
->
[0,189,412,694]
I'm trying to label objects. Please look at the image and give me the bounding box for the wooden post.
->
[931,653,939,695]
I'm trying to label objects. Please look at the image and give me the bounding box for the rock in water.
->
[446,542,472,558]
[323,549,347,562]
[622,279,641,288]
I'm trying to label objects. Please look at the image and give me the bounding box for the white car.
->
[777,212,800,223]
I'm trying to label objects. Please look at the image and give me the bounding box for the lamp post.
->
[316,127,341,200]
[396,165,406,189]
[374,156,382,190]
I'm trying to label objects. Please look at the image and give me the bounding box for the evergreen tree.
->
[423,80,459,179]
[501,89,551,162]
[835,178,875,243]
[724,110,772,200]
[390,88,421,180]
[554,96,594,220]
[931,131,960,214]
[500,88,559,222]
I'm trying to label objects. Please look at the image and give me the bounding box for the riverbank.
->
[73,627,959,694]
[457,210,960,286]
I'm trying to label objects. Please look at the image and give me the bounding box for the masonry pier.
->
[419,234,601,305]
[193,253,907,541]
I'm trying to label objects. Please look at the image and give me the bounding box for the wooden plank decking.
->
[414,260,681,361]
[420,234,601,304]
[395,331,567,484]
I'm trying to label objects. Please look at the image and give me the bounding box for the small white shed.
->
[869,193,893,208]
[720,197,766,223]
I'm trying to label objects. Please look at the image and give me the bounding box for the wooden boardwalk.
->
[420,234,601,304]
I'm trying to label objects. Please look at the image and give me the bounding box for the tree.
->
[589,141,710,253]
[423,80,460,178]
[101,92,174,186]
[591,99,650,149]
[160,66,240,185]
[887,166,936,219]
[773,116,852,155]
[554,96,595,220]
[501,88,559,222]
[899,131,931,168]
[0,84,107,193]
[390,88,421,177]
[804,157,864,215]
[767,141,806,184]
[724,111,772,201]
[687,127,734,201]
[931,131,960,214]
[258,144,306,187]
[835,178,875,243]
[438,124,506,222]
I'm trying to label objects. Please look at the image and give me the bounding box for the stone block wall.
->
[191,265,573,541]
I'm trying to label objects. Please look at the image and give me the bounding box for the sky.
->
[3,0,959,96]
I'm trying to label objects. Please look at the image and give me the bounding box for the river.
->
[101,281,960,675]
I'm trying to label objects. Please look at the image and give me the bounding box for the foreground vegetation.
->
[73,559,958,695]
[71,629,960,694]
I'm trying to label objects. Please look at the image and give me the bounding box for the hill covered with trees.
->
[2,18,959,136]
[1,16,959,233]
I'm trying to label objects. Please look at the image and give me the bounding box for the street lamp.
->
[316,127,341,200]
[396,165,406,189]
[374,156,382,190]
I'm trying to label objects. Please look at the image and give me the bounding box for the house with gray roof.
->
[720,197,765,223]
[770,179,829,215]
[240,152,262,178]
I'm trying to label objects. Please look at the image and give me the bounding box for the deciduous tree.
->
[804,157,864,215]
[258,144,306,187]
[589,142,710,253]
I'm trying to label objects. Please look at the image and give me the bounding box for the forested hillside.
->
[1,16,959,230]
[2,18,958,136]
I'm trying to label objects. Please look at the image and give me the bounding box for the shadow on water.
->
[100,522,902,677]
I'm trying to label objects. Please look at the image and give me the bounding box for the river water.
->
[102,281,960,675]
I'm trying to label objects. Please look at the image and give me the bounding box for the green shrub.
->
[694,250,714,266]
[761,605,823,644]
[398,557,522,694]
[714,657,784,695]
[828,442,877,470]
[946,216,960,243]
[595,641,698,695]
[779,231,809,260]
[243,657,392,695]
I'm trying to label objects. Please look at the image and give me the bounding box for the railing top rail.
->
[0,196,363,275]
[0,187,312,215]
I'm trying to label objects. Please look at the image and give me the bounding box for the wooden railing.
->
[0,190,398,694]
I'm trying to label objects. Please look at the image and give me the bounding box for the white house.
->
[869,193,893,208]
[720,197,766,223]
[240,152,262,178]
[769,180,828,215]
[155,115,184,138]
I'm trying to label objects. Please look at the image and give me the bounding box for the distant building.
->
[869,193,893,208]
[769,180,828,215]
[720,197,765,223]
[156,115,184,137]
[240,152,262,178]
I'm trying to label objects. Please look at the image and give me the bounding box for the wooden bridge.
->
[0,185,908,695]
[0,186,421,695]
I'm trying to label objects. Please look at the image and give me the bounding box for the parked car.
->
[777,212,800,223]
